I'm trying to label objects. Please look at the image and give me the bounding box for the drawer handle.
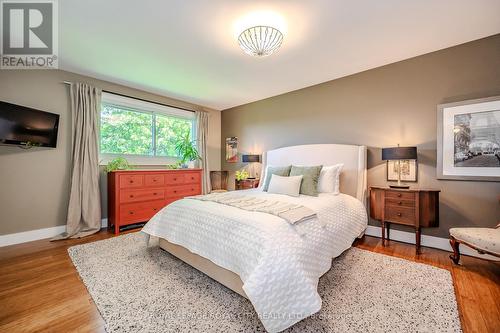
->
[398,201,402,205]
[129,180,134,184]
[397,193,402,197]
[153,208,157,211]
[191,177,194,180]
[191,188,194,191]
[397,213,402,217]
[173,190,177,193]
[129,211,134,215]
[173,178,177,181]
[153,179,157,182]
[153,192,157,195]
[130,195,134,198]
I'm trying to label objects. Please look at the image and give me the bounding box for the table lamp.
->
[242,154,261,179]
[382,145,417,189]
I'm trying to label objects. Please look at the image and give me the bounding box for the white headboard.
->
[262,144,367,204]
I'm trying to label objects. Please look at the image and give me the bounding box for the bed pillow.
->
[318,164,344,194]
[289,165,322,196]
[262,165,292,191]
[267,174,303,197]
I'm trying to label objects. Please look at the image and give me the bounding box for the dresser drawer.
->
[145,174,165,187]
[385,206,416,225]
[119,174,144,188]
[120,188,165,203]
[165,173,187,185]
[385,198,416,208]
[166,184,201,198]
[120,200,165,225]
[184,172,201,184]
[385,190,415,201]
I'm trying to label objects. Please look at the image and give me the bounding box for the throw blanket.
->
[189,192,317,225]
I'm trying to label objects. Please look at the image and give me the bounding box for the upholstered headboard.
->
[262,144,367,205]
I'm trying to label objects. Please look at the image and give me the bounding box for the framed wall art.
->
[225,137,238,163]
[437,96,500,181]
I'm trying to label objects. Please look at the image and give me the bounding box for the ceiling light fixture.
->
[238,26,283,57]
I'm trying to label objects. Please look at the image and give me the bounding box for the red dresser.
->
[108,169,202,234]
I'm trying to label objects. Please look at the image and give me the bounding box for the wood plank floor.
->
[0,229,498,333]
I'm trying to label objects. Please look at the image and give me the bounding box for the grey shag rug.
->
[68,233,461,333]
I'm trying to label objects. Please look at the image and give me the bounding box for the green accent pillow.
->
[262,166,292,191]
[289,165,323,196]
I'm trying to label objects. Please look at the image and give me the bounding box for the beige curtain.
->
[53,83,102,240]
[196,110,210,194]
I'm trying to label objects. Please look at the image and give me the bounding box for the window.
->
[99,92,195,164]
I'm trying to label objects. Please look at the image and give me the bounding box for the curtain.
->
[53,83,102,240]
[196,110,210,194]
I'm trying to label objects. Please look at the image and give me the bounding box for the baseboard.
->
[0,225,66,247]
[0,218,109,247]
[365,225,498,261]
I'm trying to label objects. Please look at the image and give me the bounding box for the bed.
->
[142,144,368,332]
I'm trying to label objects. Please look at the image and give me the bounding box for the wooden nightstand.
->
[235,178,260,190]
[369,186,440,254]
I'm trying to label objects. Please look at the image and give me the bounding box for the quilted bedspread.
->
[142,189,367,332]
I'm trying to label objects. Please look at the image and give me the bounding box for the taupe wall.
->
[0,70,221,235]
[222,34,500,238]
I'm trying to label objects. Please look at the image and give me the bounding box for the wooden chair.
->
[210,171,228,193]
[449,224,500,264]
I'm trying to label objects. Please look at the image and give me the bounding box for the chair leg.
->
[449,236,461,264]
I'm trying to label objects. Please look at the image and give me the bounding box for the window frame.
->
[99,92,196,165]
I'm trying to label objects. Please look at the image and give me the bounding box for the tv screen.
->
[0,101,59,148]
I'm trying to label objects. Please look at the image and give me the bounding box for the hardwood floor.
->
[0,229,498,333]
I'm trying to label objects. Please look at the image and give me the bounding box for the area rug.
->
[68,233,461,333]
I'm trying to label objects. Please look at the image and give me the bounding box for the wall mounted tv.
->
[0,101,60,148]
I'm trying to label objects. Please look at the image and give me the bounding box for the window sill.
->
[99,154,179,166]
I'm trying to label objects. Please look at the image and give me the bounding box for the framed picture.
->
[387,160,418,182]
[225,137,238,163]
[437,96,500,181]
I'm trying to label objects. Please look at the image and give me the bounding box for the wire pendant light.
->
[238,26,283,57]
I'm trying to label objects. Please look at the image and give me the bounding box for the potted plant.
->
[105,157,133,172]
[235,170,250,182]
[174,131,201,168]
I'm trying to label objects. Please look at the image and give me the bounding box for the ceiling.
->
[60,1,500,110]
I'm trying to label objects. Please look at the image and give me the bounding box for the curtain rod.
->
[61,81,196,113]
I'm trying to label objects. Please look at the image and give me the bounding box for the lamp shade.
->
[382,146,417,160]
[242,154,261,163]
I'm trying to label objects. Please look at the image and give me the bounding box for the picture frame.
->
[225,137,238,163]
[437,96,500,181]
[386,160,418,182]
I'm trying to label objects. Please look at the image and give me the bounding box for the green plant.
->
[166,162,180,169]
[106,157,133,172]
[174,131,201,165]
[235,170,250,181]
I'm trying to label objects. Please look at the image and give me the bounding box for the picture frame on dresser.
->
[386,160,418,182]
[437,96,500,181]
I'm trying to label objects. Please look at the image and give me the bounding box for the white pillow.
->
[317,164,344,194]
[267,174,303,197]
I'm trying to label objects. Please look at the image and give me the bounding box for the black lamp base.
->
[389,185,410,189]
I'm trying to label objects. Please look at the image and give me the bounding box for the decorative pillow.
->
[289,165,322,196]
[318,164,344,194]
[267,174,303,197]
[262,165,292,191]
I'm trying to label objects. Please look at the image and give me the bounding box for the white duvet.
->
[142,189,367,332]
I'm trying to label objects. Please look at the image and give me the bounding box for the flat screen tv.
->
[0,101,59,148]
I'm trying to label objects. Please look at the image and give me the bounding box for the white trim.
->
[101,92,195,119]
[0,219,109,247]
[365,225,499,261]
[0,225,66,247]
